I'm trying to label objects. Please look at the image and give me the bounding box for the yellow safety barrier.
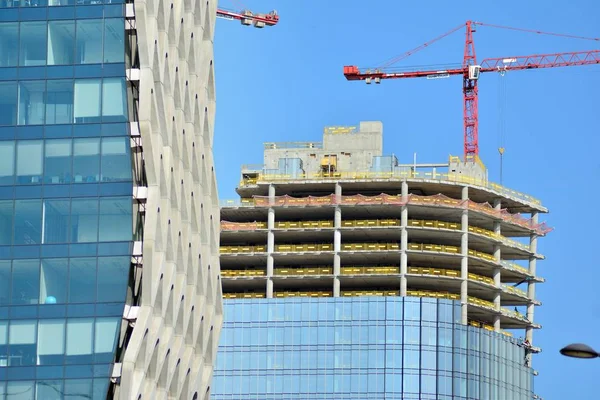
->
[340,266,400,275]
[341,290,399,297]
[223,292,266,299]
[274,243,334,252]
[220,245,267,254]
[274,291,332,298]
[502,284,528,297]
[274,267,333,276]
[469,319,513,337]
[221,269,266,277]
[237,168,542,207]
[468,296,496,311]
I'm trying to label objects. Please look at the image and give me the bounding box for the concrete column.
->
[493,199,502,332]
[266,207,275,298]
[460,186,469,325]
[335,182,342,204]
[268,184,276,206]
[400,180,408,296]
[334,184,342,297]
[526,212,538,344]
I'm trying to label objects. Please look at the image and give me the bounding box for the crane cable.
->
[497,69,507,185]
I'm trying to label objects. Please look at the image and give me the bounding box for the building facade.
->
[0,1,222,399]
[214,122,549,400]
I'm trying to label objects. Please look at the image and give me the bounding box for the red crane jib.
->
[343,20,600,160]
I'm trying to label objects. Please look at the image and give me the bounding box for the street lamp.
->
[560,343,600,359]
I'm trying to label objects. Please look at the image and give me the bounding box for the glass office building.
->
[214,298,533,400]
[0,1,222,399]
[214,122,548,399]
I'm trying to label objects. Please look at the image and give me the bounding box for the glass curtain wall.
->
[0,2,131,399]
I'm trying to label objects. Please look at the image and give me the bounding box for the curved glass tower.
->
[0,1,223,399]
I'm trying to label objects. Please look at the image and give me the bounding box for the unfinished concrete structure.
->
[215,121,549,399]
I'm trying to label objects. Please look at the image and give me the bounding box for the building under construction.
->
[213,121,549,400]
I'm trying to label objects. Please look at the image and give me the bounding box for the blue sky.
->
[213,1,600,398]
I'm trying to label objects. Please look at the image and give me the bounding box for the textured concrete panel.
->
[116,1,223,399]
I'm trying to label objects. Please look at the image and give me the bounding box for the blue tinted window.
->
[76,19,103,64]
[0,22,18,67]
[20,21,47,66]
[46,80,74,124]
[16,140,43,184]
[73,138,99,181]
[38,320,65,365]
[101,136,131,182]
[14,199,42,244]
[48,20,75,65]
[65,318,93,365]
[12,260,40,304]
[70,198,98,243]
[98,197,131,241]
[74,79,101,123]
[69,257,96,303]
[44,199,70,244]
[18,81,46,126]
[0,260,10,305]
[40,258,68,305]
[0,82,18,126]
[104,19,124,63]
[102,77,127,122]
[44,139,72,184]
[0,142,15,185]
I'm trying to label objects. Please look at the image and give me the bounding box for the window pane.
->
[94,317,119,363]
[43,199,70,244]
[37,320,65,365]
[0,142,14,185]
[69,258,96,303]
[7,381,34,400]
[48,20,75,65]
[65,319,93,364]
[14,200,41,245]
[11,260,40,305]
[0,82,18,126]
[101,137,131,182]
[44,139,72,184]
[97,256,129,303]
[65,379,92,399]
[36,381,63,400]
[74,79,101,123]
[18,81,46,126]
[98,197,131,242]
[76,19,103,64]
[16,140,43,184]
[102,78,127,122]
[70,198,98,243]
[40,259,68,305]
[104,19,124,63]
[0,261,10,305]
[46,80,74,125]
[0,22,18,67]
[73,138,100,182]
[20,21,47,66]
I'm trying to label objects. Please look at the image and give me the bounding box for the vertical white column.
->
[400,180,408,296]
[266,185,276,298]
[493,199,502,332]
[460,186,469,325]
[333,183,342,297]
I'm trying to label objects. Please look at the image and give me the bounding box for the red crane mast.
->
[343,21,600,161]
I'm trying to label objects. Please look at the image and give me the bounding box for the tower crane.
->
[216,7,279,28]
[343,21,600,162]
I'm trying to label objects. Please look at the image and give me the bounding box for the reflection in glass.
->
[40,259,68,304]
[0,261,10,305]
[70,199,99,243]
[43,199,70,243]
[65,319,93,365]
[104,18,125,63]
[69,258,96,303]
[76,19,103,64]
[102,78,127,122]
[97,256,129,302]
[14,200,42,245]
[0,82,18,126]
[0,143,14,185]
[94,318,120,363]
[18,81,46,126]
[16,141,43,184]
[20,21,47,66]
[7,381,35,400]
[46,80,74,125]
[74,79,102,124]
[37,321,65,366]
[48,20,75,65]
[11,260,40,305]
[9,320,37,366]
[101,137,131,182]
[0,22,18,67]
[73,138,100,182]
[36,380,64,400]
[44,140,72,184]
[98,197,131,242]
